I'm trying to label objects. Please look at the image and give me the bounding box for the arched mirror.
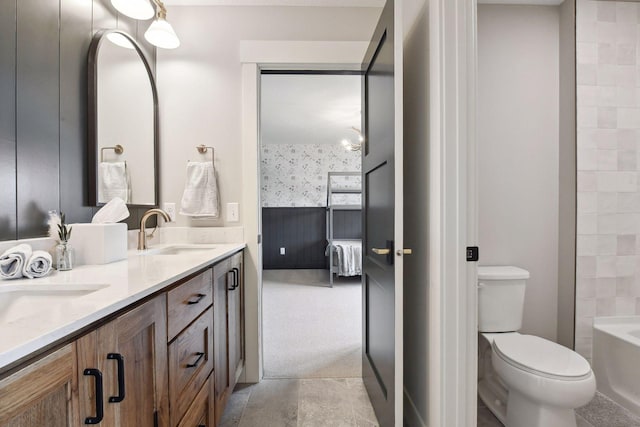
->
[88,29,158,207]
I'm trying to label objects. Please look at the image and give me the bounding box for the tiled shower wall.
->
[576,0,640,361]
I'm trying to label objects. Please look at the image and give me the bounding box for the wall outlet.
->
[163,202,176,222]
[280,247,286,255]
[227,202,239,222]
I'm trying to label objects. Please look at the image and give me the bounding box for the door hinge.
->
[466,246,479,262]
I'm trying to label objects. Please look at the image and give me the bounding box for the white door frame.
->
[239,40,368,383]
[427,0,478,426]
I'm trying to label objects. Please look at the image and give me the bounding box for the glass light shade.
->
[144,18,180,49]
[111,0,154,20]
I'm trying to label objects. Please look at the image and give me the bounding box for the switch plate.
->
[280,247,286,255]
[163,203,176,222]
[227,202,239,222]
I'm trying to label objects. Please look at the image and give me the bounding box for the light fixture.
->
[111,0,154,20]
[341,127,364,152]
[111,0,180,50]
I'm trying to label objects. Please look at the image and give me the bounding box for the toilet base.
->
[506,389,577,427]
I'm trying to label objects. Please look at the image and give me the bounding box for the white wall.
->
[478,5,560,342]
[157,6,381,227]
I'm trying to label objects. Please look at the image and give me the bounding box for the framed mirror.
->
[88,29,158,207]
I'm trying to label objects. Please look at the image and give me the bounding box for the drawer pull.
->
[107,353,126,403]
[187,293,207,305]
[83,368,104,424]
[186,352,205,368]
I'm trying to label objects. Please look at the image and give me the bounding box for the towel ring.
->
[196,145,215,166]
[101,144,124,162]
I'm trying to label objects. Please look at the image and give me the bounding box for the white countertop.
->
[0,242,245,373]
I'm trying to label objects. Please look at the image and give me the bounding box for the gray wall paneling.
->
[262,207,362,270]
[16,0,60,238]
[0,0,157,241]
[0,0,17,240]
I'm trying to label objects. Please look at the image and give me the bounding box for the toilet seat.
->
[492,334,591,381]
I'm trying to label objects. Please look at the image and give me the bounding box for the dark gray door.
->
[361,1,401,426]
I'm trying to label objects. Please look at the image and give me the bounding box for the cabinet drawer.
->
[177,375,215,427]
[168,269,213,341]
[169,307,214,426]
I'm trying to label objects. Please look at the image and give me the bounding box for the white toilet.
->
[477,266,596,427]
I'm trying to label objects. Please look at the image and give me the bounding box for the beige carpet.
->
[262,269,362,379]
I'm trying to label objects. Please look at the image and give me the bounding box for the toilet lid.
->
[478,266,530,281]
[492,334,591,380]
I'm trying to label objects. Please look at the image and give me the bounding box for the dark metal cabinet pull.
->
[107,353,126,403]
[83,368,104,424]
[186,351,205,368]
[227,270,235,291]
[187,293,206,305]
[232,268,239,290]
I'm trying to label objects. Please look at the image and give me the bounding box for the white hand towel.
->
[0,244,33,280]
[23,251,53,279]
[179,161,220,218]
[98,162,131,204]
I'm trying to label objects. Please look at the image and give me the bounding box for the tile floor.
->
[219,378,379,427]
[478,392,640,427]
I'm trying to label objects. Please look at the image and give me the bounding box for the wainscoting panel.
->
[263,208,327,270]
[262,207,362,270]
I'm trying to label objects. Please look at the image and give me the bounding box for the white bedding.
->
[332,240,362,277]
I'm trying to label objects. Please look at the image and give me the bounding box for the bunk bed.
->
[326,172,362,286]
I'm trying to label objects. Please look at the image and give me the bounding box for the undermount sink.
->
[143,244,217,256]
[0,283,109,323]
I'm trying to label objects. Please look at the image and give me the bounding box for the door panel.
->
[361,0,402,426]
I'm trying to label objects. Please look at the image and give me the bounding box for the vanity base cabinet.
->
[178,374,215,427]
[213,258,231,425]
[0,344,79,427]
[228,252,244,391]
[77,294,170,427]
[213,252,245,425]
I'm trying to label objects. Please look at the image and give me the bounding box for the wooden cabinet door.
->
[97,294,169,427]
[228,252,244,391]
[0,344,79,427]
[212,259,230,424]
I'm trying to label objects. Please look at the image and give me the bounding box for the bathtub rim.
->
[593,316,640,348]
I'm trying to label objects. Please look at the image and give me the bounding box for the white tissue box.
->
[70,223,127,265]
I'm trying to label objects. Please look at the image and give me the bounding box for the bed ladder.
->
[326,172,361,286]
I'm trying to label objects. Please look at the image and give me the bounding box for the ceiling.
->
[164,0,384,6]
[260,74,361,146]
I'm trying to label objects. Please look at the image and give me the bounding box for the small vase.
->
[56,242,74,271]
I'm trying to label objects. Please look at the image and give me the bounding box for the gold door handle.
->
[372,248,390,255]
[396,249,413,256]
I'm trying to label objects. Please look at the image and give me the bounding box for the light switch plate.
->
[227,202,239,222]
[163,202,176,222]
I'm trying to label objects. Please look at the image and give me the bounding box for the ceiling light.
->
[341,127,364,152]
[106,32,135,49]
[111,0,154,20]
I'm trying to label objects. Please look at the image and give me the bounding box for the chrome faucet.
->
[138,208,171,250]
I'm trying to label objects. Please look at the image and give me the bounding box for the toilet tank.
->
[477,266,530,333]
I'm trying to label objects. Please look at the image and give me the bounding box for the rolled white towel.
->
[0,244,33,280]
[23,251,53,279]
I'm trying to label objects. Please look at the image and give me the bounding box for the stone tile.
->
[577,414,594,427]
[238,379,300,427]
[346,378,378,425]
[219,384,253,427]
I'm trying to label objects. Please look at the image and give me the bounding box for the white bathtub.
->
[593,316,640,417]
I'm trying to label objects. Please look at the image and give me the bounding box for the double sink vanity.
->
[0,239,245,427]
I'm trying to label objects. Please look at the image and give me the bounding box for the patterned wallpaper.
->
[261,144,361,207]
